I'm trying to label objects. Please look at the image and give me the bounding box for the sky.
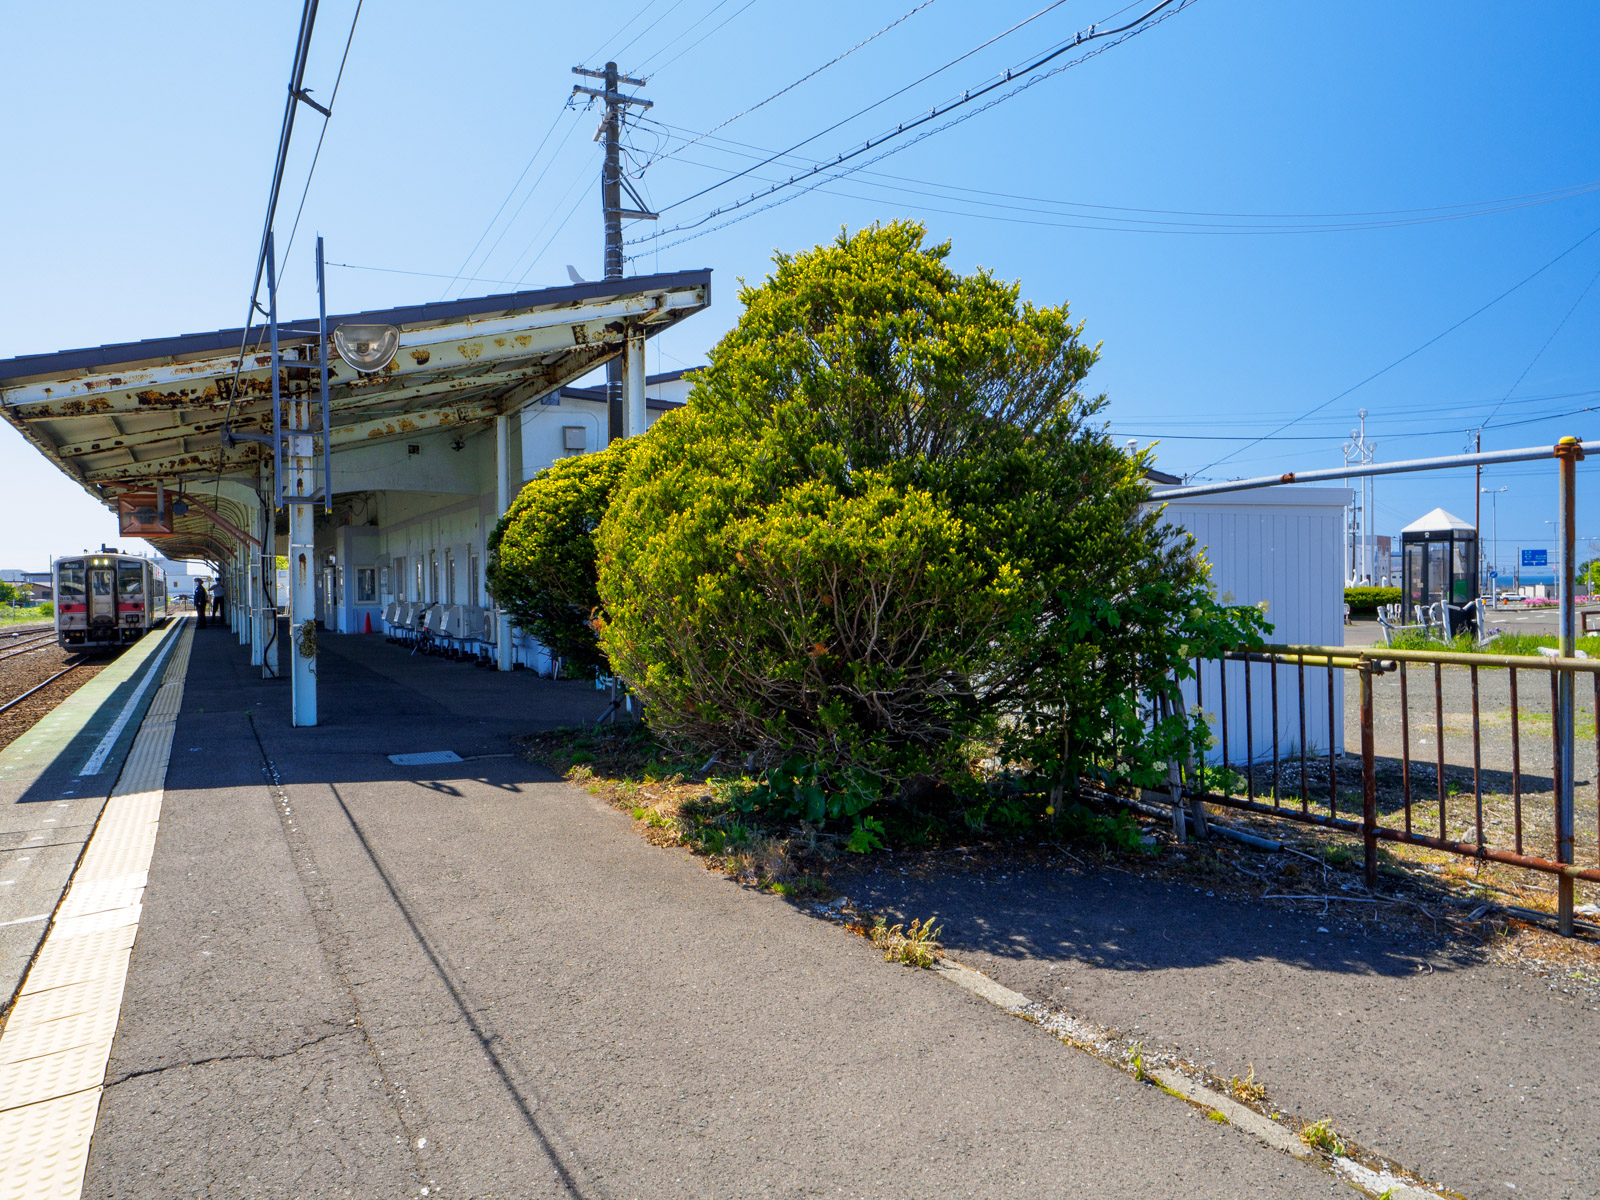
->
[1,0,1597,573]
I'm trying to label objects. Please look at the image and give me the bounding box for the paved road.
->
[83,629,1348,1198]
[855,856,1599,1200]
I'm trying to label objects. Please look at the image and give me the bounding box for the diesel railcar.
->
[53,553,169,649]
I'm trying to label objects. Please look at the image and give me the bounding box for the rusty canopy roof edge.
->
[0,268,712,384]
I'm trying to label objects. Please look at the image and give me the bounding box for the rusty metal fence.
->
[1177,642,1599,931]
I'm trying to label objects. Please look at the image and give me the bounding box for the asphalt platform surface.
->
[855,857,1599,1200]
[81,624,1354,1198]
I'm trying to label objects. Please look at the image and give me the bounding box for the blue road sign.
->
[1522,548,1548,567]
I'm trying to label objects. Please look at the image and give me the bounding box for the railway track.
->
[0,663,83,715]
[0,629,59,664]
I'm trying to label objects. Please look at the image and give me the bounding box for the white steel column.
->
[248,509,264,667]
[289,399,317,725]
[495,411,514,672]
[624,327,646,438]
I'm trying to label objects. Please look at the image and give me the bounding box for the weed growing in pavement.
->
[1207,1110,1228,1124]
[1129,1041,1147,1082]
[870,916,942,967]
[1229,1065,1267,1104]
[1299,1118,1345,1156]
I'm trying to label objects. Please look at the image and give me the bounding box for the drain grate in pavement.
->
[387,750,463,765]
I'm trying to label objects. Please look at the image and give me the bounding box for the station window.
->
[356,568,376,603]
[468,553,480,606]
[444,551,456,605]
[415,558,424,602]
[393,557,405,599]
[429,553,439,603]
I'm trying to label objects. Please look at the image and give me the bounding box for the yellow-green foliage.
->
[487,437,640,675]
[595,222,1262,793]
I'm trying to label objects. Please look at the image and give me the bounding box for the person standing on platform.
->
[212,579,226,625]
[193,579,208,630]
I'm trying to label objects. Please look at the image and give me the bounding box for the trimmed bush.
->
[486,436,640,675]
[596,222,1263,799]
[1345,586,1400,615]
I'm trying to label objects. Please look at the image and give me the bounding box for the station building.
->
[0,270,712,701]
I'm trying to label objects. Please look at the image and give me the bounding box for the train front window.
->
[91,571,113,597]
[58,564,85,604]
[118,563,143,600]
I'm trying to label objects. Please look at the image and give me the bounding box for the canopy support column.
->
[495,411,515,672]
[624,327,646,438]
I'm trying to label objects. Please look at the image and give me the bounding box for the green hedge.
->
[1345,586,1400,614]
[486,437,640,675]
[595,222,1265,800]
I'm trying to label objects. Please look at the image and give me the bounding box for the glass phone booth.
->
[1400,507,1478,626]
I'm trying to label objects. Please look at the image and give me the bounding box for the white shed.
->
[1153,484,1352,764]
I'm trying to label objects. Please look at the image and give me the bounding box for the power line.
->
[1192,219,1600,475]
[642,1,938,171]
[652,141,1600,237]
[627,0,1195,256]
[643,129,1600,236]
[610,0,693,64]
[637,0,766,77]
[645,0,1081,218]
[1480,253,1600,430]
[279,0,365,278]
[438,101,575,300]
[587,0,665,63]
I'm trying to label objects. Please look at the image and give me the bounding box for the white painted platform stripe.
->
[75,619,185,777]
[0,621,192,1200]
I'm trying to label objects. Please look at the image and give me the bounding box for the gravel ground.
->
[0,634,110,752]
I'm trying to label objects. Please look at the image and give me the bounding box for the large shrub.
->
[486,436,639,675]
[597,222,1261,798]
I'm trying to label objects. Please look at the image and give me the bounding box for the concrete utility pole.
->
[572,62,656,443]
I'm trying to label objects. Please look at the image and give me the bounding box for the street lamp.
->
[1482,485,1507,604]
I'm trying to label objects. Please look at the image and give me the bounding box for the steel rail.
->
[0,633,59,664]
[0,665,82,716]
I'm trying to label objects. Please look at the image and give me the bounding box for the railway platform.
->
[2,620,1352,1199]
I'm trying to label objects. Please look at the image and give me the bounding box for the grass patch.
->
[0,607,52,628]
[1298,1118,1345,1156]
[1207,1110,1228,1124]
[869,916,942,967]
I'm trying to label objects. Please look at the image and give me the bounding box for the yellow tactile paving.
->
[0,1090,101,1200]
[3,979,129,1030]
[0,618,192,1195]
[0,1002,121,1064]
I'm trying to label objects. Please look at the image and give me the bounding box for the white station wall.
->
[1156,486,1352,764]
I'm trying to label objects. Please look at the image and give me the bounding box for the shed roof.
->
[0,269,711,561]
[1400,507,1476,535]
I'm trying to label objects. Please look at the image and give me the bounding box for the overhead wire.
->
[1478,253,1600,431]
[279,0,365,278]
[641,0,1081,218]
[1192,219,1600,475]
[626,0,1195,257]
[640,0,939,172]
[438,101,576,299]
[636,0,766,77]
[587,0,665,63]
[645,127,1600,233]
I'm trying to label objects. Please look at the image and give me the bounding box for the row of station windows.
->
[388,550,482,607]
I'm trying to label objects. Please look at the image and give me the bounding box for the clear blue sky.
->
[2,0,1597,572]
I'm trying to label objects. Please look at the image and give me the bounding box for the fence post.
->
[1555,435,1583,934]
[1359,660,1378,889]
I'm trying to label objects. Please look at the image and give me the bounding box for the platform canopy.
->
[0,269,711,562]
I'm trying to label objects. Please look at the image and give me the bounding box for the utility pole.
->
[1342,411,1376,583]
[572,62,656,443]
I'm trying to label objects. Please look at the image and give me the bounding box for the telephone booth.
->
[1400,507,1478,625]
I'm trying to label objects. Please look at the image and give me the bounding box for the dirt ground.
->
[0,627,110,753]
